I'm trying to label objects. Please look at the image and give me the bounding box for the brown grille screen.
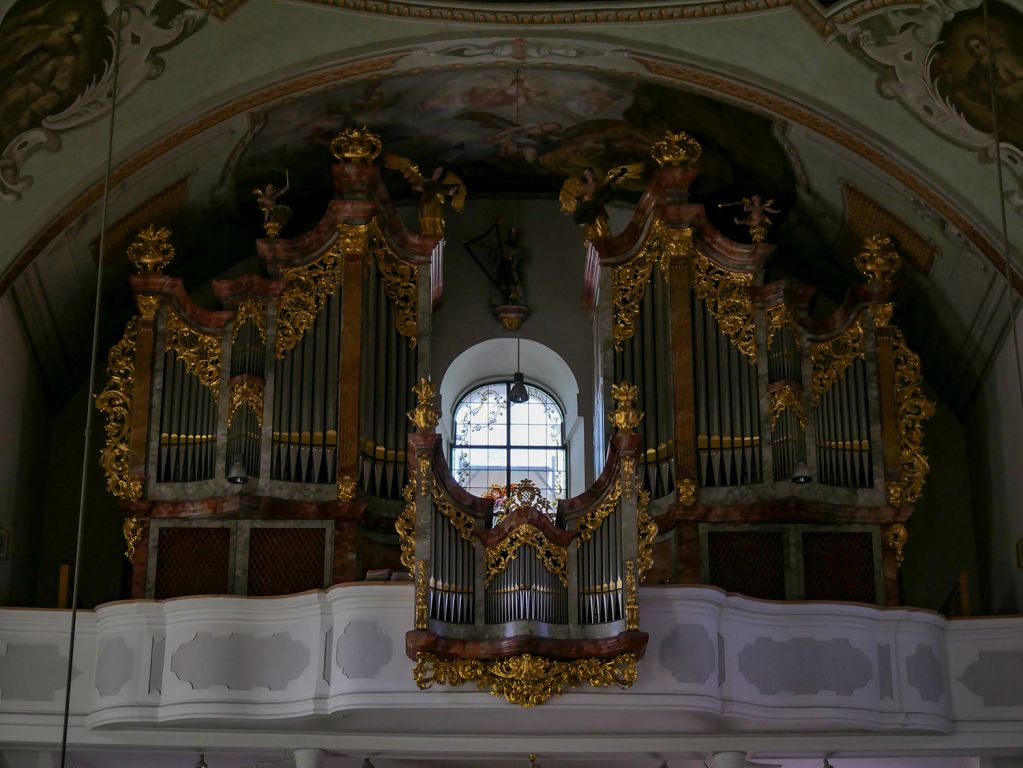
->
[707,530,785,600]
[802,531,877,603]
[154,527,231,599]
[247,527,326,596]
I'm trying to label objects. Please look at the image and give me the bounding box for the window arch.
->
[451,381,567,510]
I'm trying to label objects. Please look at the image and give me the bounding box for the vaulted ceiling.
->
[2,0,1020,414]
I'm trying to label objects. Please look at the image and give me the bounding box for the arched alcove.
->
[439,338,586,496]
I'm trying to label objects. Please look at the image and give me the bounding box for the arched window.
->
[451,381,566,509]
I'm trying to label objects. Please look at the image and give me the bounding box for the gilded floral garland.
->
[370,220,418,347]
[885,328,936,507]
[412,651,638,707]
[691,249,757,363]
[232,297,267,343]
[575,480,622,544]
[612,219,665,351]
[165,311,222,390]
[96,316,143,501]
[636,489,657,580]
[485,524,568,586]
[227,379,264,427]
[396,481,416,573]
[432,480,475,541]
[275,236,345,358]
[810,322,864,404]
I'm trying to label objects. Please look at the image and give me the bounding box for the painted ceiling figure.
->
[559,163,644,240]
[384,154,467,238]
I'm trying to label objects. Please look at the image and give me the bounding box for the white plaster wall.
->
[966,310,1023,614]
[0,294,49,605]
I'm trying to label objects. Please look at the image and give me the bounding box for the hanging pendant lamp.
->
[509,337,529,404]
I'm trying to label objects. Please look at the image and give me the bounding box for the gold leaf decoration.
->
[123,515,143,563]
[612,219,666,351]
[499,478,554,517]
[165,311,222,390]
[885,328,935,507]
[766,304,799,349]
[884,522,908,567]
[337,475,356,502]
[126,225,175,274]
[625,559,639,631]
[691,249,757,363]
[608,381,643,435]
[415,559,429,630]
[95,317,143,501]
[855,233,902,285]
[413,651,639,707]
[770,382,806,430]
[636,489,657,580]
[432,480,475,541]
[228,379,263,427]
[485,524,567,586]
[676,478,697,506]
[370,221,418,346]
[576,480,622,544]
[232,298,267,343]
[330,126,383,163]
[650,130,702,167]
[396,482,416,573]
[276,230,347,358]
[407,377,440,432]
[810,322,864,404]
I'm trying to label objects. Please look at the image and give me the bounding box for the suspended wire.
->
[60,3,125,766]
[980,0,1023,413]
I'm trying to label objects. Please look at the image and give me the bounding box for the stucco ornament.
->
[844,0,1023,215]
[0,1,208,202]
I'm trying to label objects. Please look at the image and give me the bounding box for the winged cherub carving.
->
[559,163,644,241]
[384,154,467,238]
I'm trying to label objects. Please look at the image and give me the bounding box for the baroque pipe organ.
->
[97,127,933,703]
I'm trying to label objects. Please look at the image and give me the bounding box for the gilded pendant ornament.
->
[232,297,267,343]
[165,311,222,391]
[884,328,935,507]
[96,316,143,501]
[766,304,799,349]
[691,250,757,363]
[123,515,143,563]
[485,524,568,586]
[136,294,161,321]
[127,224,175,274]
[770,382,807,430]
[275,231,346,358]
[608,381,643,435]
[396,482,416,573]
[370,221,418,346]
[676,478,697,506]
[415,559,429,629]
[612,219,666,351]
[636,489,657,580]
[330,126,383,163]
[433,481,475,541]
[408,377,440,432]
[337,475,357,502]
[576,480,622,544]
[417,454,432,496]
[413,651,638,707]
[810,322,864,403]
[855,234,902,285]
[884,522,908,567]
[227,379,263,427]
[625,559,639,631]
[871,302,894,328]
[650,130,702,167]
[622,456,635,498]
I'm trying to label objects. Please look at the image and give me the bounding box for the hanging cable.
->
[59,4,125,767]
[980,0,1023,413]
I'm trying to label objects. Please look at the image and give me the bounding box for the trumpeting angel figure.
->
[384,154,467,238]
[559,163,644,241]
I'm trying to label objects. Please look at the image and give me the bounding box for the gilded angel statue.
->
[383,154,467,238]
[559,163,644,241]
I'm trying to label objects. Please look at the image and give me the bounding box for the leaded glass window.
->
[451,382,566,513]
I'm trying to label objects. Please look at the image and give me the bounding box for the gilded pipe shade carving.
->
[370,220,418,347]
[164,311,222,390]
[885,327,936,507]
[275,232,346,358]
[232,297,267,342]
[96,316,143,501]
[576,480,622,544]
[396,482,416,573]
[810,322,865,403]
[485,524,568,587]
[691,249,758,363]
[612,219,666,351]
[432,481,476,541]
[228,379,264,428]
[637,489,657,579]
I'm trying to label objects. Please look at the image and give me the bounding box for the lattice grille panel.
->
[802,531,876,603]
[154,527,231,599]
[707,530,785,600]
[247,527,326,596]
